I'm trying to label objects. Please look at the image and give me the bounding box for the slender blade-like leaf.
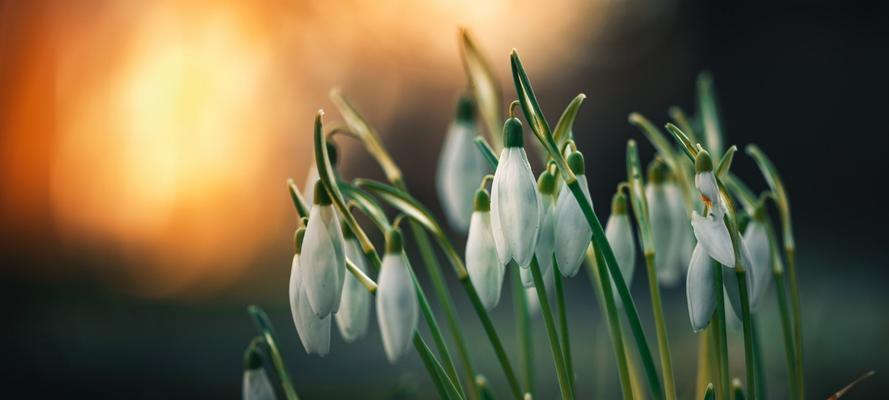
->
[697,72,724,158]
[665,123,698,161]
[553,94,586,146]
[716,145,737,178]
[329,89,402,182]
[460,29,504,151]
[355,179,443,237]
[474,136,500,170]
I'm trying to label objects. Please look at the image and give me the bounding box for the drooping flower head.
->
[301,181,347,318]
[289,226,332,356]
[466,186,506,310]
[437,95,489,232]
[554,150,593,277]
[490,116,542,268]
[605,191,636,305]
[242,343,277,400]
[376,228,419,363]
[334,221,371,342]
[743,206,772,311]
[645,159,684,286]
[690,150,734,267]
[523,169,558,287]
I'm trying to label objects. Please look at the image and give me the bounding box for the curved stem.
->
[553,258,575,394]
[529,257,573,400]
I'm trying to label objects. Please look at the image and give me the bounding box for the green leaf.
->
[628,112,678,171]
[354,179,443,237]
[664,123,698,161]
[510,50,557,155]
[553,93,586,146]
[697,72,725,158]
[338,181,392,233]
[460,29,504,151]
[329,89,402,182]
[746,144,794,249]
[667,106,699,144]
[625,140,653,253]
[474,136,499,170]
[716,145,737,178]
[287,178,310,221]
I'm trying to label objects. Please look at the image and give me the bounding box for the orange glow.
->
[1,0,611,298]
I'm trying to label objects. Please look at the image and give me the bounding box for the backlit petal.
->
[466,212,505,310]
[335,238,371,342]
[301,205,346,317]
[436,122,489,232]
[376,252,419,363]
[686,243,716,332]
[554,177,593,277]
[691,211,735,267]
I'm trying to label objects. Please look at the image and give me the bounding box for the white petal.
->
[686,243,716,332]
[519,265,535,288]
[376,252,419,363]
[647,183,680,286]
[335,238,371,342]
[303,164,319,203]
[553,177,593,277]
[534,195,556,275]
[695,171,723,217]
[298,287,332,356]
[691,211,735,267]
[744,221,771,311]
[436,122,489,232]
[243,369,277,400]
[301,205,346,317]
[605,213,636,305]
[288,254,310,351]
[490,148,541,267]
[722,256,755,320]
[466,212,505,310]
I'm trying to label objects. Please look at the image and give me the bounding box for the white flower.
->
[465,189,505,310]
[695,170,723,219]
[646,171,683,286]
[686,243,716,332]
[334,228,371,342]
[744,218,772,311]
[532,171,559,287]
[605,192,635,305]
[436,97,489,232]
[301,182,346,318]
[490,118,541,268]
[690,211,734,267]
[553,151,593,277]
[289,249,332,356]
[242,350,277,400]
[376,230,419,363]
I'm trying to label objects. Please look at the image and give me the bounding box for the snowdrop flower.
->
[690,151,735,267]
[743,212,772,311]
[646,160,683,286]
[686,242,715,332]
[242,345,276,400]
[289,227,332,356]
[436,95,489,232]
[376,229,419,363]
[553,151,593,277]
[301,181,346,318]
[605,192,636,304]
[490,116,541,268]
[466,187,505,310]
[334,222,371,342]
[525,170,559,288]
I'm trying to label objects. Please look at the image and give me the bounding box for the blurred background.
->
[2,0,887,398]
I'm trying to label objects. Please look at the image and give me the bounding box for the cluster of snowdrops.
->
[241,32,804,400]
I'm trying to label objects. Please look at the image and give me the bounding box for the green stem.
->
[415,330,466,400]
[513,267,534,395]
[566,181,663,399]
[752,319,767,400]
[785,248,804,399]
[644,252,677,400]
[247,306,299,400]
[587,248,634,400]
[529,257,573,400]
[553,258,575,395]
[712,263,730,400]
[735,268,756,399]
[774,271,798,400]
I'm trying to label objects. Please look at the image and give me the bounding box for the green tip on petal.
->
[244,344,263,370]
[503,117,524,148]
[294,227,306,254]
[647,158,670,184]
[537,170,557,194]
[385,228,404,254]
[474,188,490,212]
[567,151,585,175]
[313,180,332,205]
[695,149,713,173]
[611,191,628,215]
[456,94,477,122]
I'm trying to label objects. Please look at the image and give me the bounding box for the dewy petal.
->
[647,183,680,286]
[553,176,593,277]
[436,122,489,232]
[690,211,735,267]
[289,254,310,352]
[376,252,419,363]
[605,213,636,305]
[301,205,346,317]
[335,238,371,342]
[243,368,277,400]
[744,221,771,311]
[490,147,541,267]
[686,243,716,332]
[466,211,505,310]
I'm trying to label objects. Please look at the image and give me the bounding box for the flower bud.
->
[376,245,419,363]
[605,192,636,305]
[242,346,276,400]
[302,181,346,317]
[289,251,332,356]
[436,95,489,231]
[686,243,715,332]
[466,189,505,310]
[553,152,593,277]
[335,230,371,342]
[532,171,558,286]
[743,219,771,311]
[490,118,541,268]
[646,163,683,286]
